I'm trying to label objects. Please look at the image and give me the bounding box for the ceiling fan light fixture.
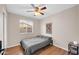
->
[35,12,41,16]
[26,4,47,16]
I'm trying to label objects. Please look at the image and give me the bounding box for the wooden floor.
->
[5,45,67,55]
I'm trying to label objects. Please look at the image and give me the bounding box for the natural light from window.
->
[20,20,33,34]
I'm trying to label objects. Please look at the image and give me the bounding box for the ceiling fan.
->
[26,4,47,16]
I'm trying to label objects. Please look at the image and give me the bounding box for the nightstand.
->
[68,42,79,55]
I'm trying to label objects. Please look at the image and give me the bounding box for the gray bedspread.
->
[20,36,53,55]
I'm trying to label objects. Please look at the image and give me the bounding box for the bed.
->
[20,35,53,55]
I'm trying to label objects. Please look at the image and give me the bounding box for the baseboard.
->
[54,44,68,51]
[7,43,20,49]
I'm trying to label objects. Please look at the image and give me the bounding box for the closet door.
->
[0,12,3,49]
[0,11,7,49]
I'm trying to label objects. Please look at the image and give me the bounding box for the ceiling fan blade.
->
[31,4,36,8]
[40,12,44,15]
[41,7,47,10]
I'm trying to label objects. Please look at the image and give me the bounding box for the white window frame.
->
[20,19,33,34]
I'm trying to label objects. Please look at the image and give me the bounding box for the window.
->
[20,20,33,34]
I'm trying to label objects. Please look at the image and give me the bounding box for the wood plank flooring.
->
[5,45,68,55]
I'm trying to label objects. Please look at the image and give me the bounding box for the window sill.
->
[20,32,33,34]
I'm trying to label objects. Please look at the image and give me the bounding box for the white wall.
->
[40,5,79,50]
[7,12,41,48]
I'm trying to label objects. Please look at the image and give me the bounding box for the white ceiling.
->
[6,4,76,19]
